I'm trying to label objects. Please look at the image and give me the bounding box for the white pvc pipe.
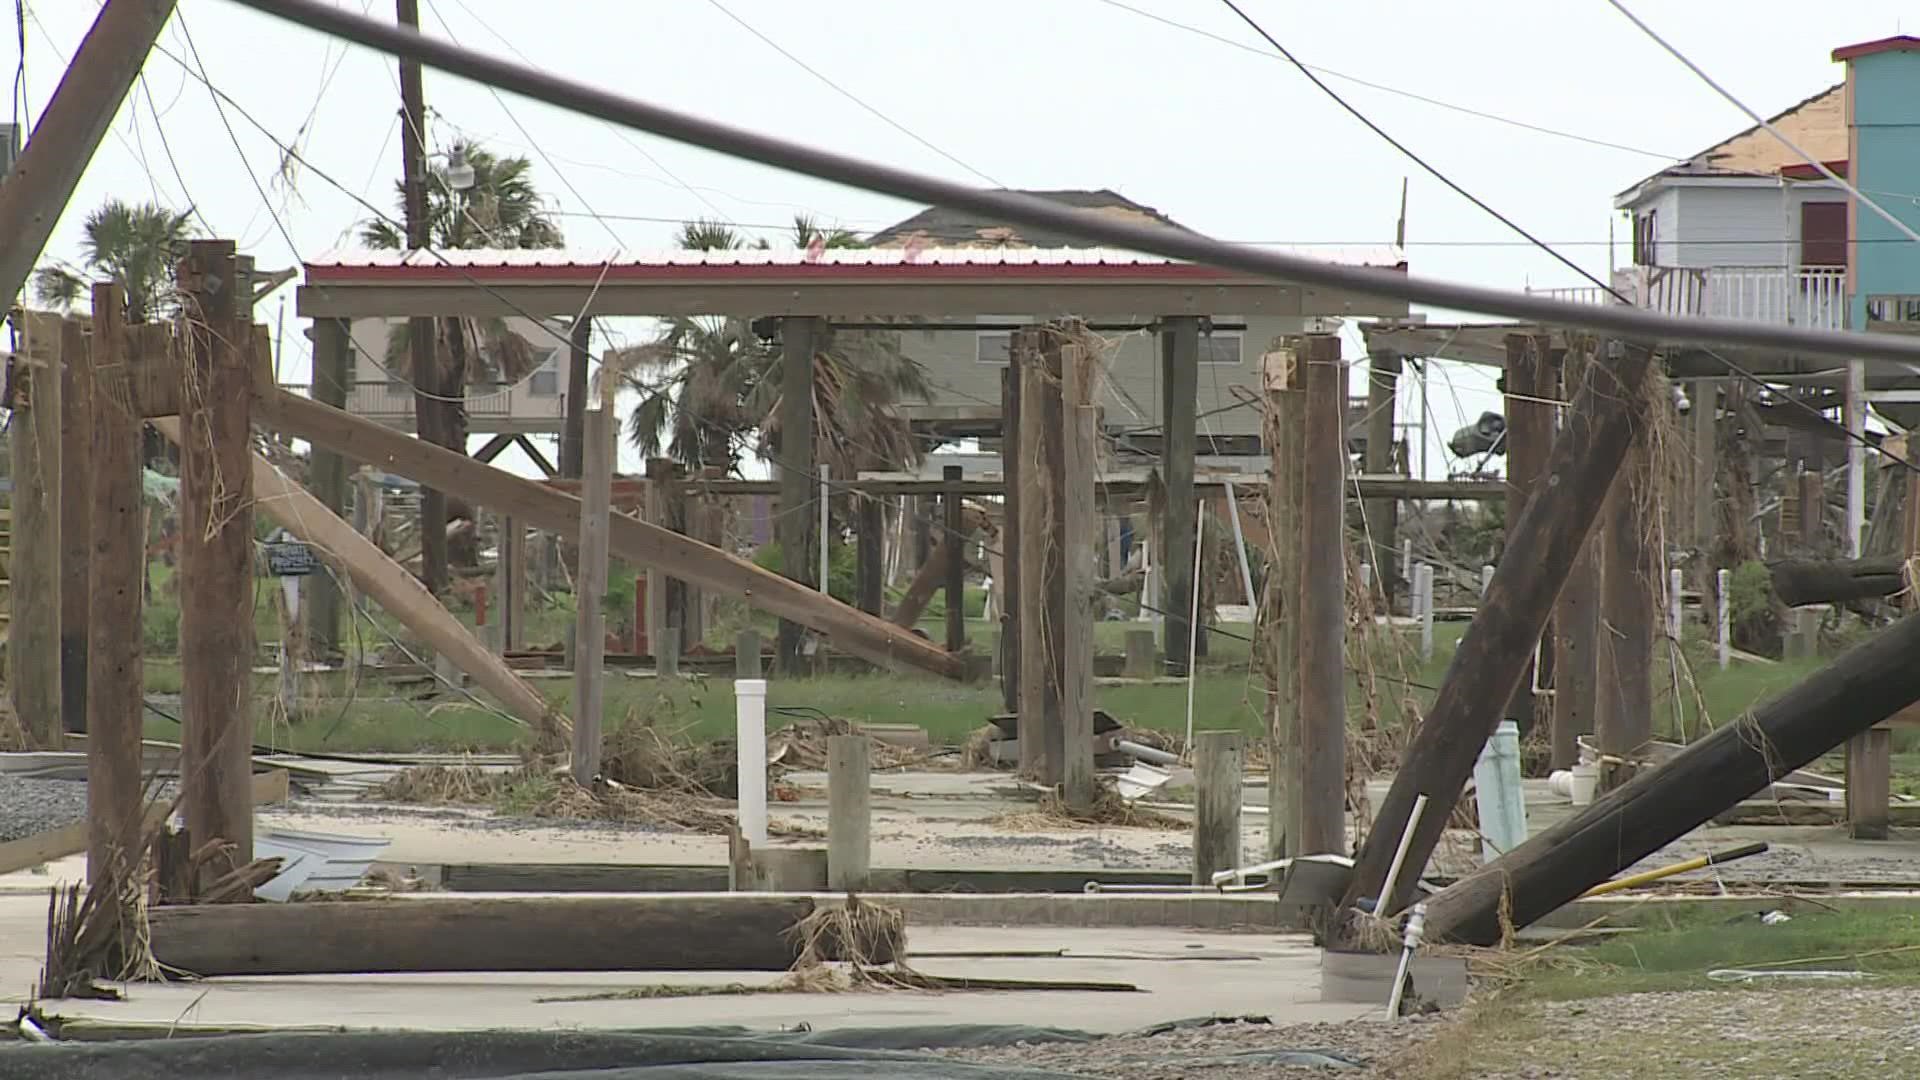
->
[1377,792,1429,915]
[735,678,769,844]
[1183,510,1206,750]
[1223,479,1257,608]
[1728,568,1743,668]
[1417,564,1434,661]
[1386,903,1428,1020]
[1668,567,1684,641]
[1479,564,1494,597]
[818,464,830,593]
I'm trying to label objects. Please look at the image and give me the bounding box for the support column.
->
[9,314,60,747]
[1596,392,1656,796]
[1363,349,1401,606]
[86,285,142,882]
[1159,317,1199,674]
[1845,359,1866,559]
[999,363,1022,714]
[1016,328,1063,780]
[1299,334,1347,856]
[776,316,819,674]
[178,240,256,894]
[1262,340,1306,861]
[943,464,966,654]
[1690,379,1717,553]
[572,404,613,784]
[1061,340,1098,809]
[645,457,674,664]
[560,317,591,480]
[1503,334,1556,734]
[59,318,90,737]
[1552,345,1600,770]
[307,317,351,658]
[855,490,883,616]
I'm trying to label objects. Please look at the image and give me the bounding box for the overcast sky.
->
[10,0,1912,477]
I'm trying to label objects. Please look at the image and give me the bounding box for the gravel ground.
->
[0,776,89,843]
[937,1016,1442,1078]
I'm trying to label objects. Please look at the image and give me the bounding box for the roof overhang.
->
[1612,171,1799,210]
[296,247,1410,320]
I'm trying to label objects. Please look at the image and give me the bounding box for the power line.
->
[224,0,1920,368]
[1090,0,1684,162]
[702,0,1003,187]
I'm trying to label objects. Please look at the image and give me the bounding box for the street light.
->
[444,146,476,193]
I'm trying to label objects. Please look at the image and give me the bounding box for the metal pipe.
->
[230,0,1920,367]
[1115,739,1179,766]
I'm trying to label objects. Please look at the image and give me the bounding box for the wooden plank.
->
[1343,341,1654,921]
[59,316,90,739]
[85,286,142,883]
[435,862,1198,894]
[178,243,257,894]
[1299,334,1347,855]
[256,390,964,680]
[0,769,288,877]
[11,313,61,747]
[573,406,612,781]
[1424,612,1920,946]
[146,895,855,975]
[148,420,557,736]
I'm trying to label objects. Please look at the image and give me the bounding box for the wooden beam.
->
[573,405,612,781]
[1551,345,1600,771]
[146,895,871,975]
[10,315,61,747]
[59,317,90,738]
[472,432,515,463]
[515,433,557,479]
[307,317,350,657]
[149,419,556,735]
[665,475,1503,501]
[1263,341,1305,860]
[1423,611,1920,945]
[1768,557,1904,607]
[1342,341,1654,921]
[85,288,142,883]
[178,242,255,895]
[257,390,964,680]
[777,316,819,674]
[1160,317,1199,675]
[1299,334,1347,856]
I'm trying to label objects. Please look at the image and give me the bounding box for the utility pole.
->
[0,0,178,310]
[396,0,447,595]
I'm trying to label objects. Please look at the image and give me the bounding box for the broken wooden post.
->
[776,316,820,675]
[1424,609,1920,945]
[10,314,61,747]
[58,317,90,739]
[1160,316,1200,676]
[84,286,142,883]
[1342,342,1654,922]
[1299,333,1347,856]
[1551,348,1601,771]
[1847,725,1893,840]
[1060,339,1097,810]
[178,240,255,893]
[1192,730,1244,885]
[1000,364,1022,714]
[736,629,762,678]
[826,733,870,891]
[942,464,966,654]
[572,402,612,783]
[1596,415,1655,795]
[1124,629,1156,680]
[1262,341,1306,860]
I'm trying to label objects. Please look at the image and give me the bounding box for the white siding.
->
[1649,180,1845,270]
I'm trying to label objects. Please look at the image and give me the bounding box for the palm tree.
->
[619,215,930,480]
[31,200,195,319]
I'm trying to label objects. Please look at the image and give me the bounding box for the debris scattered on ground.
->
[603,716,738,798]
[366,764,508,805]
[991,784,1185,832]
[937,1015,1440,1078]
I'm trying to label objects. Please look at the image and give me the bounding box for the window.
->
[529,349,561,396]
[1632,210,1658,267]
[1199,320,1243,364]
[974,316,1027,364]
[1800,201,1848,268]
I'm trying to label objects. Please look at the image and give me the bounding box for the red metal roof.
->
[1833,35,1920,61]
[303,246,1407,285]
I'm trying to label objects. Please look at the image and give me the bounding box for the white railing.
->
[277,382,566,424]
[1525,284,1617,307]
[1531,267,1849,330]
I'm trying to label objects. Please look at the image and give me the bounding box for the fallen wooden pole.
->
[259,390,963,680]
[1422,611,1920,945]
[1768,557,1904,607]
[146,895,882,975]
[149,417,557,737]
[1341,341,1654,923]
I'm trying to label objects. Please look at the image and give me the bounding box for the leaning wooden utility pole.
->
[178,241,257,896]
[1298,334,1347,855]
[1261,341,1306,860]
[0,0,178,308]
[85,286,143,883]
[1341,341,1653,922]
[776,316,820,674]
[1423,609,1920,945]
[1551,342,1600,770]
[395,0,447,597]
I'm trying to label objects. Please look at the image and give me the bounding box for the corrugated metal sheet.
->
[305,244,1404,274]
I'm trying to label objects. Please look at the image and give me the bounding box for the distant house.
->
[864,190,1401,461]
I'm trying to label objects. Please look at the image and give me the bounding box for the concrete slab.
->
[0,894,1366,1035]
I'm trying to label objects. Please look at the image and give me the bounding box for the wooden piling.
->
[1015,328,1061,779]
[1123,629,1156,680]
[855,492,884,616]
[942,464,966,654]
[826,734,871,890]
[1848,726,1893,840]
[1596,430,1655,795]
[1159,317,1200,675]
[655,627,679,679]
[1060,341,1097,809]
[58,317,90,738]
[1299,334,1348,856]
[1503,333,1557,733]
[178,241,256,893]
[572,404,612,783]
[1363,349,1401,606]
[1261,341,1306,861]
[999,364,1022,714]
[10,313,60,747]
[1552,345,1601,770]
[645,457,674,666]
[776,317,819,675]
[307,317,351,658]
[1192,730,1245,885]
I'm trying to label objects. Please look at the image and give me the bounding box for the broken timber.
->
[1341,342,1654,922]
[1768,557,1905,608]
[1423,610,1920,945]
[257,390,964,680]
[146,895,889,975]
